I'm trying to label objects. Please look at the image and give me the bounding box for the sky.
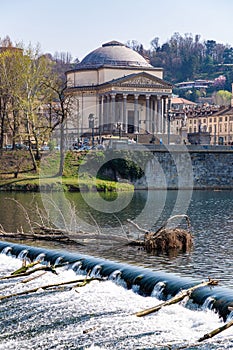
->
[0,0,233,61]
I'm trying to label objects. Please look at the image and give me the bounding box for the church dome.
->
[78,41,152,68]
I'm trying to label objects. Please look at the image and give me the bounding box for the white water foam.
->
[0,254,232,350]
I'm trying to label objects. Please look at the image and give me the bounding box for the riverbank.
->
[0,150,134,192]
[1,145,233,191]
[0,175,133,192]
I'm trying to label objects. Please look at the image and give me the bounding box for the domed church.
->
[66,41,172,140]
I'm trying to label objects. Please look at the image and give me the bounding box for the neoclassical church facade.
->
[66,41,173,138]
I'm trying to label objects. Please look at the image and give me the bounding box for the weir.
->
[0,240,233,321]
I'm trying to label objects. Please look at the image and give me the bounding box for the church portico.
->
[96,91,169,135]
[66,41,172,142]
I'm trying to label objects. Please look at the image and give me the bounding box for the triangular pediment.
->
[109,72,172,89]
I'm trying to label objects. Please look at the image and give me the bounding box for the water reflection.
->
[0,190,232,287]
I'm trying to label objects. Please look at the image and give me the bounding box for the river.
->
[0,189,233,349]
[0,189,232,288]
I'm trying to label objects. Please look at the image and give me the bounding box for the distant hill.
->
[127,33,233,94]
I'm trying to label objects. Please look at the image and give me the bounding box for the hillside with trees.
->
[127,32,233,100]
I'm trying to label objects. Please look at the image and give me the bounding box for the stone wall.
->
[133,145,233,189]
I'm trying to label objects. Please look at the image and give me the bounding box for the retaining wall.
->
[133,145,233,189]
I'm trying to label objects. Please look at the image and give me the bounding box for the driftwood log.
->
[0,276,104,302]
[0,213,193,255]
[198,317,233,342]
[0,227,85,246]
[135,278,218,317]
[127,215,193,253]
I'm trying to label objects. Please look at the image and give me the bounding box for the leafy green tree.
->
[0,40,57,170]
[205,40,217,59]
[223,47,233,64]
[0,37,77,174]
[0,42,23,150]
[13,45,55,169]
[212,90,232,106]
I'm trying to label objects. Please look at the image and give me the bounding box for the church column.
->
[103,95,107,129]
[145,95,150,133]
[149,98,153,133]
[157,96,162,133]
[165,97,171,134]
[162,97,166,133]
[151,96,156,134]
[134,94,139,132]
[98,95,103,132]
[123,94,127,132]
[110,93,116,131]
[117,96,122,122]
[106,94,111,130]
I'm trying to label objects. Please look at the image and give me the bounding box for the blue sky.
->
[0,0,232,61]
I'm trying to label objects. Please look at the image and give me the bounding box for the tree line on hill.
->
[127,32,233,93]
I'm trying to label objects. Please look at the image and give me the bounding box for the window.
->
[214,118,216,122]
[194,120,196,124]
[219,124,222,132]
[209,126,212,133]
[209,118,212,123]
[225,124,227,132]
[194,127,197,132]
[203,119,206,123]
[225,116,228,122]
[219,117,222,122]
[203,125,207,132]
[189,127,192,133]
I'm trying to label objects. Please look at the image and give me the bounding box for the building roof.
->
[211,106,233,116]
[77,40,152,69]
[171,97,197,105]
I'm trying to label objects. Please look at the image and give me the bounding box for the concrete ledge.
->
[148,144,233,153]
[114,144,233,153]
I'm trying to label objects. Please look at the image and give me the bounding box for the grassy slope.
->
[0,150,134,192]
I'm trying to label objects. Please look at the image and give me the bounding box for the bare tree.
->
[43,77,77,175]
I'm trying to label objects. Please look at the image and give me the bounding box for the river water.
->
[0,190,232,287]
[0,252,232,350]
[0,190,232,349]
